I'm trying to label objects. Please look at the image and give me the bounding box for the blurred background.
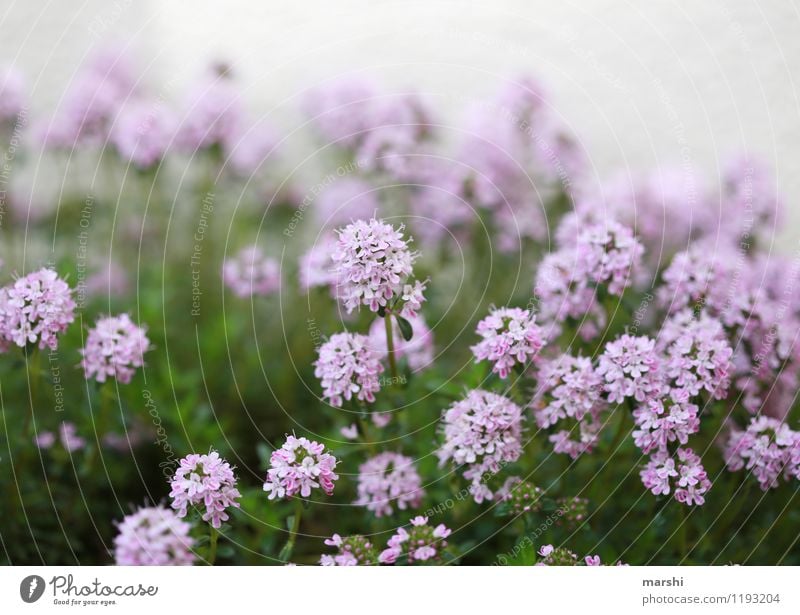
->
[2,0,799,245]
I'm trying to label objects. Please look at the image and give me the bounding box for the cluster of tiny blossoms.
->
[113,506,196,566]
[169,451,242,529]
[0,268,76,350]
[314,332,384,407]
[597,335,662,404]
[331,218,419,313]
[471,307,545,378]
[724,417,800,490]
[355,452,425,517]
[320,534,379,566]
[532,354,606,459]
[379,516,452,565]
[537,545,625,566]
[438,390,524,503]
[640,447,711,506]
[263,436,339,499]
[222,245,280,298]
[80,314,151,384]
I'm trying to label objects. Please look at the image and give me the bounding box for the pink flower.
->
[577,220,644,295]
[299,234,339,294]
[0,65,26,124]
[597,335,663,404]
[222,245,280,298]
[340,424,359,440]
[438,390,524,502]
[320,534,379,566]
[176,68,243,152]
[585,555,601,566]
[641,448,710,506]
[80,314,151,384]
[114,506,195,566]
[332,218,417,313]
[0,268,76,350]
[59,422,85,453]
[379,517,451,565]
[538,544,554,557]
[724,416,799,490]
[169,451,242,529]
[263,435,339,499]
[314,178,381,228]
[111,100,175,169]
[34,431,56,449]
[355,452,424,517]
[471,307,544,378]
[314,332,384,407]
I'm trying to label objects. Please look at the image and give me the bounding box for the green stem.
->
[607,404,630,453]
[23,347,41,438]
[678,503,688,562]
[384,313,399,384]
[207,526,219,565]
[357,414,377,455]
[279,498,304,563]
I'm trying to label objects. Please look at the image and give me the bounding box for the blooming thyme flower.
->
[302,76,381,147]
[59,422,85,452]
[438,390,523,503]
[536,544,579,566]
[320,534,379,566]
[314,332,384,407]
[355,452,424,517]
[176,68,243,152]
[597,334,663,404]
[632,390,700,454]
[169,451,241,528]
[367,313,434,372]
[0,268,76,350]
[299,234,339,294]
[640,447,711,505]
[114,506,196,566]
[222,245,280,298]
[471,307,544,378]
[379,516,451,565]
[724,417,800,490]
[658,309,733,399]
[80,314,151,384]
[399,279,427,318]
[332,218,417,313]
[577,220,644,295]
[263,435,339,499]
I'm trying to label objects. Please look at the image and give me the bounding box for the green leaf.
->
[396,315,414,341]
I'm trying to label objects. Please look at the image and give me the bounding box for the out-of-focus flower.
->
[169,451,241,528]
[114,506,196,566]
[438,390,523,503]
[0,65,26,125]
[724,416,800,490]
[314,332,384,407]
[332,218,417,313]
[59,422,86,452]
[176,67,242,152]
[320,534,379,566]
[111,100,175,169]
[299,234,340,295]
[355,452,424,517]
[34,431,56,449]
[225,121,279,177]
[314,178,380,228]
[577,220,644,295]
[379,516,451,565]
[471,307,544,378]
[263,435,339,499]
[0,268,76,351]
[222,245,280,298]
[80,314,151,384]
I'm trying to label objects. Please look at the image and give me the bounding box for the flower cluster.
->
[263,435,339,499]
[724,417,800,490]
[597,335,662,404]
[113,506,196,566]
[577,220,644,294]
[535,544,579,566]
[496,477,543,516]
[331,218,418,313]
[0,268,76,350]
[555,496,589,530]
[640,447,711,506]
[80,314,151,384]
[532,354,605,458]
[222,245,280,298]
[313,332,384,407]
[111,101,175,169]
[169,452,242,528]
[438,390,524,503]
[355,452,424,517]
[379,516,451,565]
[320,534,379,566]
[471,307,544,378]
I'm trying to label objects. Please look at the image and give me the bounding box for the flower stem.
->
[279,498,304,563]
[207,526,219,565]
[384,313,399,384]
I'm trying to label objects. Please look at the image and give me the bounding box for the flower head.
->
[640,447,710,505]
[80,314,151,384]
[724,416,799,490]
[438,390,523,503]
[222,245,280,298]
[355,452,424,517]
[320,534,379,566]
[111,100,175,169]
[0,268,76,350]
[169,451,242,528]
[379,516,451,565]
[263,435,339,500]
[114,506,196,565]
[597,334,663,404]
[471,307,544,378]
[332,218,417,313]
[577,220,644,295]
[314,332,384,407]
